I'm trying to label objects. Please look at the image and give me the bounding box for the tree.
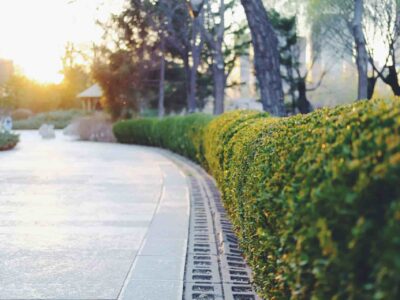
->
[115,0,197,114]
[200,0,227,115]
[367,0,400,97]
[158,34,166,117]
[240,0,286,116]
[188,12,205,113]
[308,0,372,100]
[59,43,91,109]
[198,0,249,115]
[93,49,142,119]
[270,10,327,114]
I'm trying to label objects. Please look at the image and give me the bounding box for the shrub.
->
[11,108,33,120]
[113,118,159,146]
[13,110,86,130]
[64,113,116,143]
[204,110,269,182]
[0,131,19,151]
[113,99,400,299]
[113,113,213,164]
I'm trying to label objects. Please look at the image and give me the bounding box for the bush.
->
[11,108,33,120]
[114,113,213,164]
[13,110,86,130]
[64,113,116,143]
[113,99,400,299]
[0,131,19,151]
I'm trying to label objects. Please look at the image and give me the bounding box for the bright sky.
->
[0,0,125,83]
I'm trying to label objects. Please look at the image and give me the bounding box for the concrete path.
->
[0,131,189,299]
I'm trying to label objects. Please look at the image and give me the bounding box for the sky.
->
[0,0,125,83]
[0,0,389,85]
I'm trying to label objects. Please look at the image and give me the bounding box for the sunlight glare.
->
[0,0,125,83]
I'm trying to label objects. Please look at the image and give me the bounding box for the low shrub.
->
[113,99,400,299]
[0,131,19,151]
[11,108,33,120]
[64,113,116,143]
[113,113,213,164]
[13,110,86,130]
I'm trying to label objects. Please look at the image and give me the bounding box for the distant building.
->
[77,84,103,111]
[0,59,14,85]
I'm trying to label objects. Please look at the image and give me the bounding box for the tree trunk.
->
[352,0,368,100]
[240,0,285,116]
[158,36,166,118]
[200,0,226,115]
[297,79,312,114]
[367,76,377,99]
[188,62,197,113]
[286,65,296,114]
[188,16,204,113]
[213,0,225,115]
[213,55,225,115]
[385,65,400,96]
[183,56,192,113]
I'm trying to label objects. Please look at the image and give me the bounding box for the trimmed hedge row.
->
[114,113,213,164]
[0,132,19,151]
[113,99,400,299]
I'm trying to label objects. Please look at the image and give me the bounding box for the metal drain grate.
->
[185,177,223,299]
[158,150,261,300]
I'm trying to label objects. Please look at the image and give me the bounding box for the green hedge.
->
[113,114,213,164]
[0,132,19,151]
[113,99,400,299]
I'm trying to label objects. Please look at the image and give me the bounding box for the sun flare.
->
[0,0,124,84]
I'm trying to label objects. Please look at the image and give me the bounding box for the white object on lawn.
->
[1,116,13,132]
[39,124,56,139]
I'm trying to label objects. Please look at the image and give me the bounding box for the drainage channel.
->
[158,150,261,300]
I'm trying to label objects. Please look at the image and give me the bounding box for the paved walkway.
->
[0,131,189,299]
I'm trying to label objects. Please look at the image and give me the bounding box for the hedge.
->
[113,99,400,300]
[0,132,19,151]
[114,113,213,164]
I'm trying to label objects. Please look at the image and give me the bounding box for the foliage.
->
[93,49,142,119]
[0,74,62,112]
[0,43,91,113]
[203,110,269,182]
[113,98,400,299]
[93,0,192,119]
[13,110,86,130]
[64,113,116,143]
[0,131,19,151]
[113,114,213,164]
[59,43,92,109]
[270,9,314,114]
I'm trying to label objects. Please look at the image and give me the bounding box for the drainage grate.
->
[158,150,261,300]
[185,177,223,299]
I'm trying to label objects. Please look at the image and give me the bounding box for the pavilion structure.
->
[77,84,103,111]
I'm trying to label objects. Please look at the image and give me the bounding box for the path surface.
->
[0,131,189,299]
